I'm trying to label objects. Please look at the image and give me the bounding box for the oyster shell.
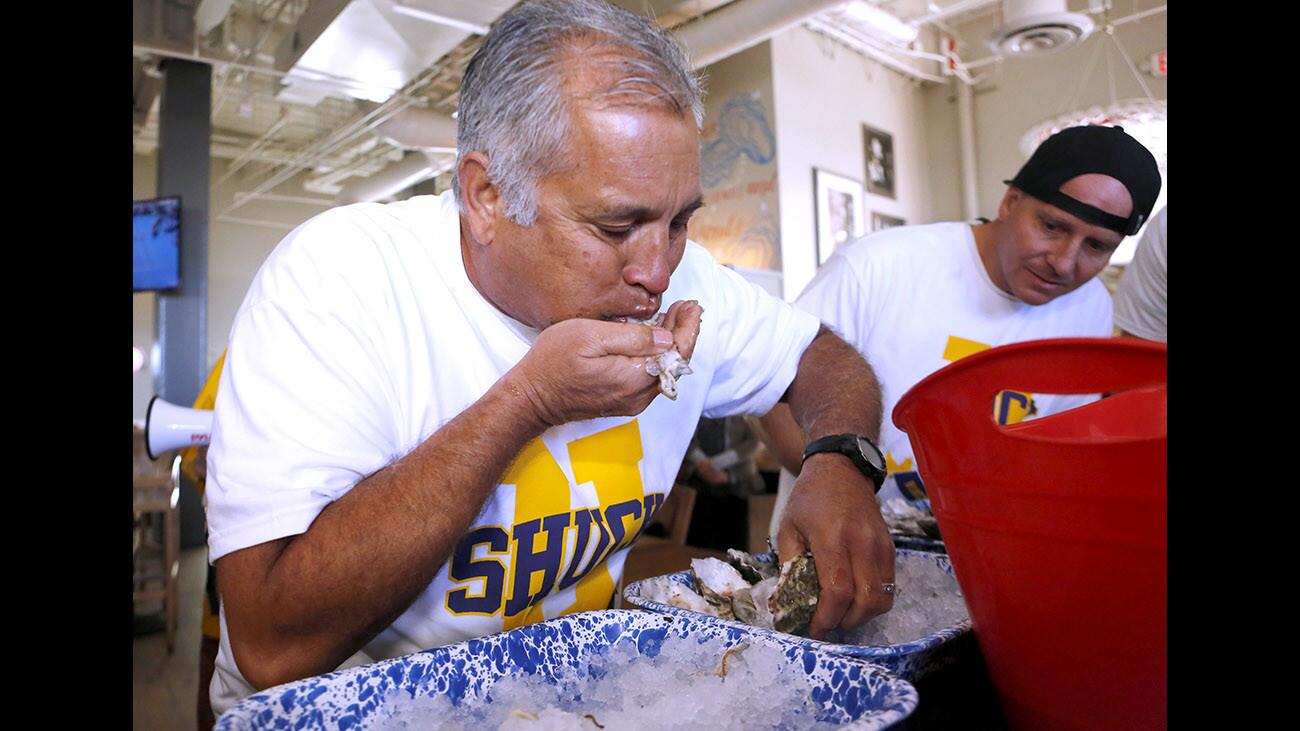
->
[644,349,693,400]
[748,576,779,629]
[638,549,824,636]
[880,497,942,539]
[769,552,820,636]
[629,312,693,400]
[725,548,778,584]
[730,587,759,625]
[690,557,751,620]
[638,575,715,615]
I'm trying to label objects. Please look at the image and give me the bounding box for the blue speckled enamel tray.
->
[215,609,917,730]
[623,549,972,682]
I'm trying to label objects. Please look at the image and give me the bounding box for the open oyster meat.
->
[628,312,693,400]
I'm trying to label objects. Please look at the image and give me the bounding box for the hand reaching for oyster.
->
[778,453,897,639]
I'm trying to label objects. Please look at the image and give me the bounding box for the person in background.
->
[1112,206,1167,342]
[678,415,766,498]
[204,0,894,716]
[178,352,225,731]
[763,125,1163,531]
[676,415,768,552]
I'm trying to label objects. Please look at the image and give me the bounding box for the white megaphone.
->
[144,395,214,460]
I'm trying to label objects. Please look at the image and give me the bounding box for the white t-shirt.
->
[1113,206,1167,343]
[794,221,1113,507]
[205,192,820,714]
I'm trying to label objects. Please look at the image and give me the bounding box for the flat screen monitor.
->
[133,196,181,291]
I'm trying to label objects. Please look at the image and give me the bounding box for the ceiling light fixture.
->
[986,0,1094,57]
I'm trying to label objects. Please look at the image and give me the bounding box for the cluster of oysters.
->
[879,498,941,540]
[649,549,822,636]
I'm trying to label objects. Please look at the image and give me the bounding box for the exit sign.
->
[1149,50,1167,77]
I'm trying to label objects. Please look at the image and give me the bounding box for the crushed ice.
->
[371,633,846,730]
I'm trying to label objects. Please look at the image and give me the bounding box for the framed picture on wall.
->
[872,212,906,231]
[863,124,896,199]
[813,168,866,265]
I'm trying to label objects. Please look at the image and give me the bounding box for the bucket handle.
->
[893,337,1167,435]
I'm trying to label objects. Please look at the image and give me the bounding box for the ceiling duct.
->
[335,151,449,204]
[274,0,508,106]
[372,108,458,151]
[195,0,235,36]
[986,0,1094,57]
[674,0,850,70]
[341,0,849,203]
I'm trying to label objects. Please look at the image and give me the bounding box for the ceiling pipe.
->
[956,77,980,221]
[391,3,491,35]
[372,108,458,151]
[907,0,1000,28]
[195,0,236,36]
[674,0,850,70]
[805,17,952,83]
[336,151,447,204]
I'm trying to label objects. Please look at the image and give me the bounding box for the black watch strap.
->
[802,434,887,493]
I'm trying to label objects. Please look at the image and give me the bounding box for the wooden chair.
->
[659,483,698,546]
[133,428,181,654]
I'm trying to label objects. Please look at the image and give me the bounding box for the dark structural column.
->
[155,58,210,549]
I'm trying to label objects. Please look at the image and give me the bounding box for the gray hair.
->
[453,0,705,226]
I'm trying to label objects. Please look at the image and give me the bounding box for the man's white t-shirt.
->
[204,192,820,714]
[794,221,1113,507]
[1113,206,1167,342]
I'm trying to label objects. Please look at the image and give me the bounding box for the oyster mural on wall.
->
[688,75,783,271]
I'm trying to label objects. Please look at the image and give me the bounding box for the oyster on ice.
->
[726,548,778,584]
[636,575,714,615]
[690,557,751,620]
[769,552,820,636]
[638,548,825,637]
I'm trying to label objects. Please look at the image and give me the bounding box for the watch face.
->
[856,436,885,471]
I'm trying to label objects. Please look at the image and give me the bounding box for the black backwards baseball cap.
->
[1005,125,1161,236]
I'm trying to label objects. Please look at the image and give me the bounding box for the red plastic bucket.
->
[892,338,1166,730]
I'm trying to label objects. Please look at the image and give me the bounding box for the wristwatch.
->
[801,434,887,493]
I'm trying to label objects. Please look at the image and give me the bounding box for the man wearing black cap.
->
[762,125,1163,514]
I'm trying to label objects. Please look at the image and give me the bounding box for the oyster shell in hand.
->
[628,311,694,400]
[644,349,693,400]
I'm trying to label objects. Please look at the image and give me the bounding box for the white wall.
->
[770,25,944,301]
[132,154,330,420]
[921,80,966,224]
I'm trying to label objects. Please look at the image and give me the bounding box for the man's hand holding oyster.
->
[508,300,703,428]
